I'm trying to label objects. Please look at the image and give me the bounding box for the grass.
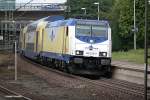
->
[112,49,150,64]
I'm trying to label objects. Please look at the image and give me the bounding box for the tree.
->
[111,0,148,50]
[67,0,114,20]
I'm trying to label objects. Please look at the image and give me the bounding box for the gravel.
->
[0,53,145,100]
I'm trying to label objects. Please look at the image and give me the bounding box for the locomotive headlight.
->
[99,52,107,57]
[75,50,83,55]
[90,40,94,43]
[76,51,79,55]
[102,52,107,56]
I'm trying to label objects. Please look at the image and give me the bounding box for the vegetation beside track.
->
[112,49,150,64]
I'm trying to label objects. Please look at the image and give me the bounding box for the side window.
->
[66,27,68,36]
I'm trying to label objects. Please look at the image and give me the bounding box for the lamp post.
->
[65,0,71,18]
[12,20,17,81]
[81,8,87,15]
[94,2,100,20]
[144,0,148,100]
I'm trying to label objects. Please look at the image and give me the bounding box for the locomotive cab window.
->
[76,25,91,37]
[92,25,108,39]
[76,24,108,38]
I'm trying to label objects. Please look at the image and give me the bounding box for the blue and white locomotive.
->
[20,16,112,76]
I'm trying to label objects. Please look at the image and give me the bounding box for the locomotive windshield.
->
[76,24,108,39]
[76,25,91,36]
[92,25,108,38]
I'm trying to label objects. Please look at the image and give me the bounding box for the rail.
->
[21,55,146,98]
[0,85,32,100]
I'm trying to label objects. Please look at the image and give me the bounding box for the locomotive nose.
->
[89,45,93,50]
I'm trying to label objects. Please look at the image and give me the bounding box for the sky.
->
[16,0,67,4]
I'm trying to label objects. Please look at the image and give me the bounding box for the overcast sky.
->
[16,0,67,3]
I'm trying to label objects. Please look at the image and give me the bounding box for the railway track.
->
[21,55,147,100]
[67,73,146,98]
[100,78,144,92]
[0,85,32,100]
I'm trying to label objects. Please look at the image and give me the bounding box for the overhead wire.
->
[15,0,35,20]
[15,0,34,11]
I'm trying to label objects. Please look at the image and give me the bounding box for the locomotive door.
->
[62,27,68,54]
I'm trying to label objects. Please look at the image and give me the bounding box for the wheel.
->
[105,71,112,78]
[105,65,112,78]
[61,62,70,73]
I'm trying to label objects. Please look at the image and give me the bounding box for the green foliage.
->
[67,0,114,20]
[112,0,150,50]
[115,0,134,50]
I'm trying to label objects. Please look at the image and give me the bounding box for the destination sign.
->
[76,19,109,26]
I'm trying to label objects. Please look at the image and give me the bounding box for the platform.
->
[112,60,150,86]
[112,61,150,71]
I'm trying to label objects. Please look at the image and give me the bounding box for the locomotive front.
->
[69,19,111,76]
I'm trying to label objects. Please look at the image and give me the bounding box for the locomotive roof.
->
[27,15,65,26]
[46,18,110,27]
[27,16,110,28]
[43,16,65,21]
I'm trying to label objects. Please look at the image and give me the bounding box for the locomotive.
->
[20,16,112,76]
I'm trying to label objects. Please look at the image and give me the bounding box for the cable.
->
[14,0,36,20]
